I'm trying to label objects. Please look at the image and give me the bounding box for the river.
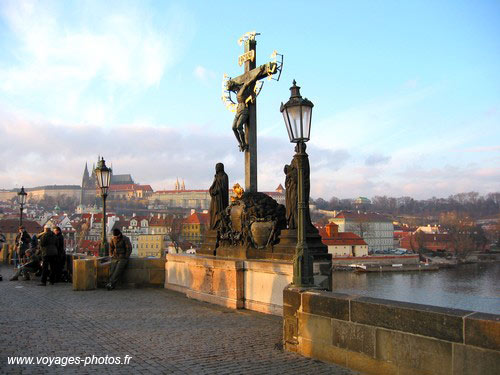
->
[331,262,500,314]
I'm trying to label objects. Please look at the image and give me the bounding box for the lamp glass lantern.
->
[280,80,314,143]
[95,157,112,196]
[17,186,27,206]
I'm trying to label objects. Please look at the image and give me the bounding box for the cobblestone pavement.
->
[0,265,355,374]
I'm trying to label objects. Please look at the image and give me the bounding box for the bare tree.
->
[439,211,487,261]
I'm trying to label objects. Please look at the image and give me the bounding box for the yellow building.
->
[137,234,168,258]
[181,212,209,247]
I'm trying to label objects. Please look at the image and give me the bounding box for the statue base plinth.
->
[198,230,218,256]
[273,229,331,262]
[203,229,331,262]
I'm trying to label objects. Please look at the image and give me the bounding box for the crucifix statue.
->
[222,31,283,192]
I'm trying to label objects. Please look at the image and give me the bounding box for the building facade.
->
[330,211,394,252]
[319,222,368,257]
[181,212,209,247]
[137,234,169,258]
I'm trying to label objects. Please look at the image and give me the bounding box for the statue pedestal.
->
[165,253,292,315]
[198,230,218,256]
[273,229,331,261]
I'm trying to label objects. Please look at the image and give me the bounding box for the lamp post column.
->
[100,193,108,257]
[293,141,314,287]
[19,204,24,226]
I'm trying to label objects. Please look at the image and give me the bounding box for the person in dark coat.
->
[209,163,229,230]
[38,226,58,286]
[53,226,65,281]
[106,228,132,290]
[15,226,31,267]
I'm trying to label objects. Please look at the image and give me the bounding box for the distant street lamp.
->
[95,157,112,257]
[17,186,27,226]
[281,80,315,287]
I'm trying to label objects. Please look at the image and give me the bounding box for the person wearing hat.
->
[106,228,132,290]
[38,225,58,286]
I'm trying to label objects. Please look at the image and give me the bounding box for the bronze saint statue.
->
[209,163,229,230]
[226,65,267,152]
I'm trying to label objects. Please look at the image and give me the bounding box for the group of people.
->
[8,225,67,286]
[0,225,133,290]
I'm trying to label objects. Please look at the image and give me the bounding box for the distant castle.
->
[80,161,135,206]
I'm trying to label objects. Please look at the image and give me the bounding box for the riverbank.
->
[332,251,499,272]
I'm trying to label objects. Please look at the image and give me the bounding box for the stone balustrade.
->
[283,286,500,374]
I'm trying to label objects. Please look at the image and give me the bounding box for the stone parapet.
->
[72,256,165,290]
[284,287,500,374]
[165,253,333,315]
[165,253,245,309]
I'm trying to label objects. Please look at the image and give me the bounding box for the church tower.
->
[80,162,90,205]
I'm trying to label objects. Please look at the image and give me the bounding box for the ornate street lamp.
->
[281,80,315,287]
[17,186,27,226]
[95,157,112,257]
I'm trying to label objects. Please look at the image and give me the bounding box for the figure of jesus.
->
[226,65,267,152]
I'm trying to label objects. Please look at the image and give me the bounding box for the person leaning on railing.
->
[106,228,132,291]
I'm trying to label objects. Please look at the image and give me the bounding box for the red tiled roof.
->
[318,226,367,246]
[78,240,100,255]
[92,213,115,220]
[0,219,43,235]
[183,212,209,225]
[149,216,174,226]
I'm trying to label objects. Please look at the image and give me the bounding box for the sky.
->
[0,0,499,200]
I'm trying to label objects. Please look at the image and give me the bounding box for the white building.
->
[330,211,394,252]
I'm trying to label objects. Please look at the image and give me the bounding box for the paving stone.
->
[0,265,355,374]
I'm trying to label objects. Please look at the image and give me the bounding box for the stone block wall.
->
[122,258,165,288]
[72,256,165,290]
[165,253,245,309]
[284,287,500,375]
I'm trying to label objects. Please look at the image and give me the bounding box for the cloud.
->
[462,145,500,153]
[365,153,391,166]
[0,0,194,124]
[193,65,216,82]
[1,108,498,201]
